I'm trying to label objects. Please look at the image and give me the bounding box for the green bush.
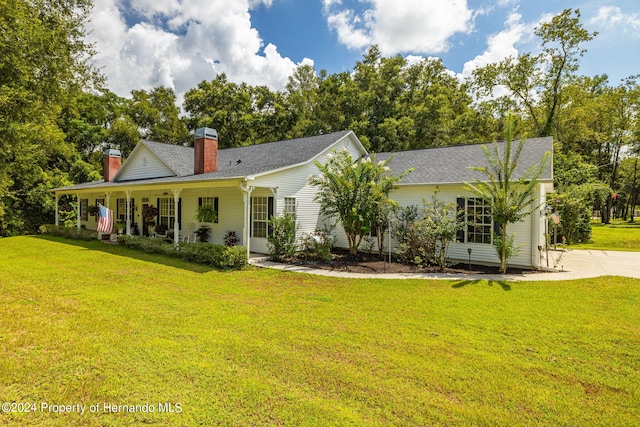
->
[267,215,297,261]
[118,235,246,270]
[39,224,97,241]
[300,230,333,262]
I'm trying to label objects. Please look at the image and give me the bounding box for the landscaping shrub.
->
[392,193,462,270]
[117,235,247,270]
[224,230,239,246]
[39,224,98,241]
[299,230,333,262]
[267,215,297,261]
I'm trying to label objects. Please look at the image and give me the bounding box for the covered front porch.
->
[52,180,279,256]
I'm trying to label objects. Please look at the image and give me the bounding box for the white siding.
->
[331,184,538,269]
[249,133,365,253]
[117,146,175,181]
[178,187,245,245]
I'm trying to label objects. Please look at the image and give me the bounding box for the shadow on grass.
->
[33,235,221,274]
[451,280,512,291]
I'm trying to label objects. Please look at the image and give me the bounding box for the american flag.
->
[97,204,114,233]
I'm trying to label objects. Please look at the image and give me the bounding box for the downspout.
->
[270,187,278,216]
[240,181,254,260]
[531,185,542,269]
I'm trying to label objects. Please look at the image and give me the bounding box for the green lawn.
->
[1,236,639,426]
[570,221,640,251]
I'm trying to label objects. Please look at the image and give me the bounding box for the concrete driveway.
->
[550,249,640,280]
[251,249,640,281]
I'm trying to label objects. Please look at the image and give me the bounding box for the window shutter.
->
[116,199,120,221]
[493,220,501,235]
[267,197,274,236]
[178,198,182,230]
[214,197,219,223]
[157,198,160,224]
[198,197,202,207]
[456,198,465,242]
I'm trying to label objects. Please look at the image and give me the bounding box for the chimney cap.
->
[104,148,121,158]
[195,127,218,140]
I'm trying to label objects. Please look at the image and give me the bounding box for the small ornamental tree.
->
[309,149,411,255]
[465,119,550,273]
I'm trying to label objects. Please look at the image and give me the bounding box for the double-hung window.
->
[80,199,88,221]
[457,197,493,244]
[159,198,175,228]
[283,197,296,217]
[251,197,269,238]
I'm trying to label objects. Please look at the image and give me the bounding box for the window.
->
[457,197,493,244]
[252,197,269,238]
[283,197,296,217]
[159,198,175,228]
[80,199,88,221]
[116,198,134,223]
[199,197,219,223]
[466,198,492,244]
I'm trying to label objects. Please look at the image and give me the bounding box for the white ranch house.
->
[52,129,553,269]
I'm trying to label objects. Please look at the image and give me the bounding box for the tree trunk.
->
[630,156,638,223]
[500,224,508,274]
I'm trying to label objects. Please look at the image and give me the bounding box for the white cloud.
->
[460,10,535,78]
[324,0,473,55]
[86,0,305,105]
[589,6,640,35]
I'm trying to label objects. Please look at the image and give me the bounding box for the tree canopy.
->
[1,4,639,235]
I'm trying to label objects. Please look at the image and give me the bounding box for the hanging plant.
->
[143,205,159,221]
[195,204,217,223]
[88,205,99,216]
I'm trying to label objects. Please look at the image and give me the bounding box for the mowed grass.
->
[570,221,640,251]
[1,236,639,426]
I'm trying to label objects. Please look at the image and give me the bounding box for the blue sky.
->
[87,0,640,104]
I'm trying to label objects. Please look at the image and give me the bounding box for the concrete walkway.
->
[249,249,640,281]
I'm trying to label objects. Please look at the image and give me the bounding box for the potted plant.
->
[155,223,168,235]
[196,225,211,243]
[195,204,217,223]
[224,230,239,246]
[146,220,156,235]
[116,221,126,234]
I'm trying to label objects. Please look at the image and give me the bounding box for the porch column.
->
[76,193,81,230]
[105,192,112,209]
[240,183,254,259]
[172,188,182,243]
[125,190,132,235]
[270,187,278,216]
[54,193,59,226]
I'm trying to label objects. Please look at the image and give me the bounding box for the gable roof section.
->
[52,130,358,192]
[192,130,356,180]
[376,136,553,185]
[113,140,194,182]
[142,140,195,177]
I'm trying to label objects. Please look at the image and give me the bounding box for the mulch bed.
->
[290,248,539,275]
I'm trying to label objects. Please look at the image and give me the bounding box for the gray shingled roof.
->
[53,132,552,193]
[375,137,553,185]
[53,131,354,191]
[141,140,194,176]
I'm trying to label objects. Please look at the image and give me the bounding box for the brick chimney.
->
[103,149,122,182]
[194,127,218,174]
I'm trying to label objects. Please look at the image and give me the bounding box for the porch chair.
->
[181,223,197,243]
